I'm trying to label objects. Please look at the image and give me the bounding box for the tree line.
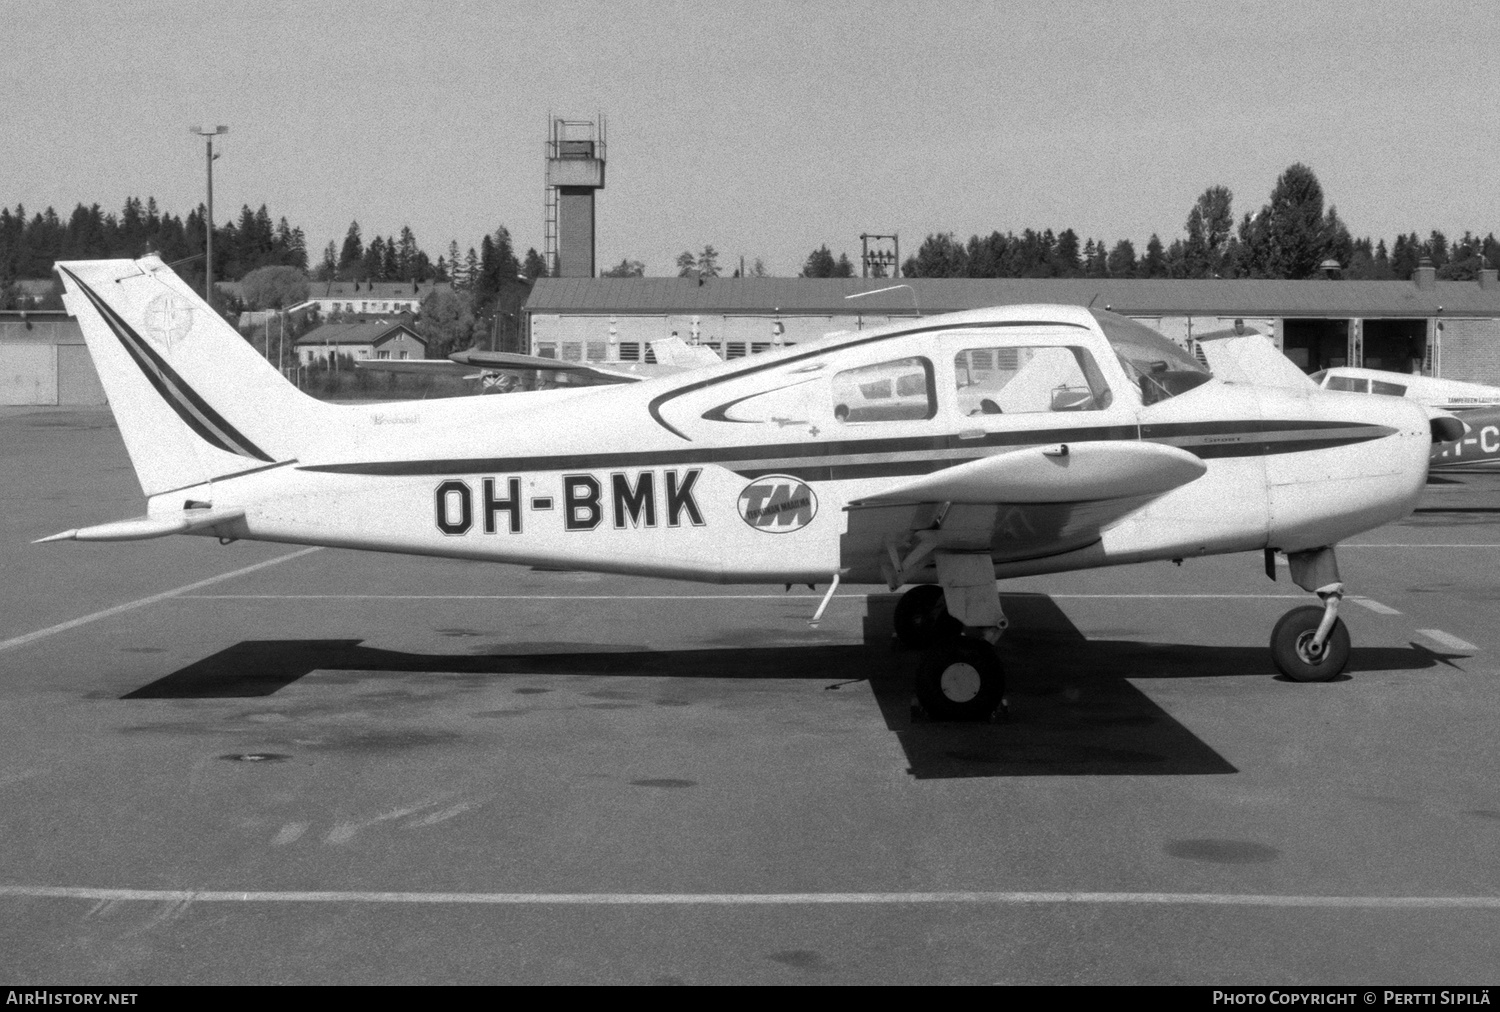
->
[0,198,312,306]
[897,164,1500,282]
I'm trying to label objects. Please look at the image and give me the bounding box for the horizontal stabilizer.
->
[35,508,245,544]
[853,441,1206,506]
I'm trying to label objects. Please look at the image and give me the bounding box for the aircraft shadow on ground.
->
[123,593,1450,780]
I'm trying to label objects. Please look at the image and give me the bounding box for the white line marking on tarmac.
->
[1,885,1498,909]
[1350,597,1402,615]
[0,547,322,654]
[1344,544,1500,548]
[182,593,1313,601]
[1417,629,1479,653]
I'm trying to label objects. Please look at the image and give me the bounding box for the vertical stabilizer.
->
[56,257,336,497]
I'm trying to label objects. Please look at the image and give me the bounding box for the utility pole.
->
[189,125,229,305]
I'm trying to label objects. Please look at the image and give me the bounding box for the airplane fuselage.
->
[157,317,1431,586]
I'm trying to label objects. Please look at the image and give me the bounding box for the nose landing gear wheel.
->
[1270,605,1350,682]
[893,585,962,649]
[915,637,1005,721]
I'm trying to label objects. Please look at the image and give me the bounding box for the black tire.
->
[1270,605,1351,682]
[915,637,1005,721]
[893,585,962,649]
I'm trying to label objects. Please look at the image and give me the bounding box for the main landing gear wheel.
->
[1270,605,1351,682]
[893,585,962,649]
[915,637,1005,721]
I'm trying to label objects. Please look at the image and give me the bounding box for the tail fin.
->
[1197,331,1318,392]
[56,256,335,497]
[649,336,722,369]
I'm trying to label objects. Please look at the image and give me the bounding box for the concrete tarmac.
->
[1,409,1498,985]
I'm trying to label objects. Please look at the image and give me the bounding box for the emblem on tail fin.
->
[143,293,194,350]
[58,267,273,462]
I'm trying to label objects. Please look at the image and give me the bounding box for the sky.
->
[5,0,1500,276]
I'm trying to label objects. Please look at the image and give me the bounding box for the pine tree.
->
[799,245,837,278]
[1139,234,1167,278]
[338,223,363,277]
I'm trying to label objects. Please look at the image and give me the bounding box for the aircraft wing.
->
[449,349,642,384]
[353,358,475,377]
[840,441,1206,586]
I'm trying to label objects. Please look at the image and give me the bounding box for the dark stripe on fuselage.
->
[295,419,1389,479]
[60,268,273,462]
[647,318,1093,440]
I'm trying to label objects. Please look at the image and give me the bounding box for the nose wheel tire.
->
[893,585,962,649]
[915,637,1005,721]
[1270,605,1351,682]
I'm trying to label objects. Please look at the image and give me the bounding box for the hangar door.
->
[1280,319,1349,373]
[0,343,56,405]
[1360,319,1427,375]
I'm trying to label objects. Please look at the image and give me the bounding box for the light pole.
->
[189,125,229,305]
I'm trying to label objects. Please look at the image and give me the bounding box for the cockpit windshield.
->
[1090,309,1213,406]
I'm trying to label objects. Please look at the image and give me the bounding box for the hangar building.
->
[524,264,1500,382]
[0,310,105,406]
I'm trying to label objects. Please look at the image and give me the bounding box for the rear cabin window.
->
[833,357,935,423]
[1371,380,1408,396]
[953,345,1112,414]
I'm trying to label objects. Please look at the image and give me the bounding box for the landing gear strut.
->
[1269,547,1350,682]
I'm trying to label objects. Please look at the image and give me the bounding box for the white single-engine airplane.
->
[43,257,1439,718]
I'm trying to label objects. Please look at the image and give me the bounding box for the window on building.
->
[953,345,1112,414]
[561,342,583,362]
[399,351,409,360]
[726,342,747,359]
[619,342,641,362]
[751,342,771,355]
[375,350,389,359]
[586,341,607,362]
[537,343,557,359]
[833,357,935,423]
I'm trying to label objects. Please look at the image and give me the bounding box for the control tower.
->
[544,115,606,278]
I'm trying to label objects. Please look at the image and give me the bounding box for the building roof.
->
[295,321,426,347]
[311,279,451,300]
[525,276,1500,319]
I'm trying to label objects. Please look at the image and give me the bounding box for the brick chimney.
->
[1414,257,1436,291]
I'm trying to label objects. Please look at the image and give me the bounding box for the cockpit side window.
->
[953,345,1113,414]
[1326,376,1369,393]
[832,357,935,423]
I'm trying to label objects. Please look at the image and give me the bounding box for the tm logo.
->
[738,475,817,533]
